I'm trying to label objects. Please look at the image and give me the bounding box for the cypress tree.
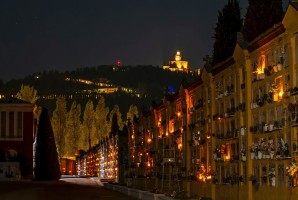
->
[65,101,82,155]
[34,108,61,180]
[118,125,129,185]
[111,113,119,136]
[242,0,283,42]
[212,0,242,65]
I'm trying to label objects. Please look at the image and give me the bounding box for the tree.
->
[109,105,123,131]
[15,84,39,104]
[242,0,283,42]
[34,108,60,180]
[51,97,67,158]
[118,124,129,185]
[94,96,110,142]
[16,84,41,122]
[110,113,119,136]
[82,99,96,149]
[212,0,242,65]
[65,101,82,155]
[126,104,139,123]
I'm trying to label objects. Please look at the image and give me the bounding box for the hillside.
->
[0,65,198,115]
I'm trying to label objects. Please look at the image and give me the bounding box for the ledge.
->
[291,123,298,127]
[103,183,198,200]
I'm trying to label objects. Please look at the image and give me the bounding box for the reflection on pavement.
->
[60,176,103,187]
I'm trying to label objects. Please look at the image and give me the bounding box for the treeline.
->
[14,85,138,159]
[37,91,150,121]
[1,65,197,99]
[0,65,197,118]
[51,96,138,159]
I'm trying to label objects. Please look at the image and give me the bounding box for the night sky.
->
[0,1,288,82]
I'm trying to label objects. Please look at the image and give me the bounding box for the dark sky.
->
[0,0,287,82]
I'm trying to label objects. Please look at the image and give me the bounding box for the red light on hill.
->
[116,60,121,66]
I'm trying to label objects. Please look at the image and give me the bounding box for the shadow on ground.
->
[0,178,136,200]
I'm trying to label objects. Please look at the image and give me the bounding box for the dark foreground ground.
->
[0,177,137,200]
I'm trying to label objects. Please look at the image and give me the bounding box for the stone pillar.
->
[245,52,253,200]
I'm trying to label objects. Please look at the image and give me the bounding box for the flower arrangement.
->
[259,138,268,153]
[250,143,259,153]
[213,145,221,157]
[250,138,276,157]
[267,139,275,152]
[276,137,289,156]
[240,147,246,156]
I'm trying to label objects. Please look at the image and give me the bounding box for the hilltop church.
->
[162,51,190,73]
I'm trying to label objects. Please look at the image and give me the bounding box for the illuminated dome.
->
[175,51,182,61]
[162,50,189,73]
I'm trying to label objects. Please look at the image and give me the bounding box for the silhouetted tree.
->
[34,108,61,180]
[110,113,119,136]
[242,0,283,42]
[212,0,242,65]
[109,105,123,130]
[118,124,129,185]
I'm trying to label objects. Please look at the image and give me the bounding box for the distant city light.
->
[116,60,121,66]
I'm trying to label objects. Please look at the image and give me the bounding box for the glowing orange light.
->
[177,111,181,118]
[256,55,265,74]
[176,136,183,150]
[256,67,264,75]
[178,143,182,150]
[225,155,230,161]
[206,130,211,139]
[199,174,203,180]
[279,91,283,99]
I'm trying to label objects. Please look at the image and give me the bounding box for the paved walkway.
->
[0,177,137,200]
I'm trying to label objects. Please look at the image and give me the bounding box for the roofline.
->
[247,24,285,53]
[211,57,235,76]
[187,78,203,92]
